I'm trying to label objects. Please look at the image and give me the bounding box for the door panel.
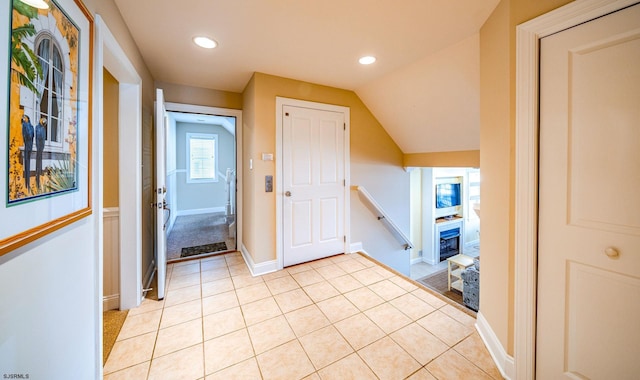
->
[292,200,313,247]
[320,197,338,242]
[565,262,640,379]
[319,120,339,184]
[292,118,312,186]
[537,4,640,378]
[283,105,345,267]
[155,89,167,300]
[568,32,640,235]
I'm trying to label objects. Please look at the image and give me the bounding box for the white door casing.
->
[155,88,168,300]
[96,16,143,312]
[163,102,243,255]
[277,98,350,268]
[536,3,640,378]
[514,2,640,378]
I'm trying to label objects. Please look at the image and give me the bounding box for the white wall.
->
[421,168,436,264]
[350,161,411,276]
[0,1,99,378]
[409,169,423,263]
[0,219,98,379]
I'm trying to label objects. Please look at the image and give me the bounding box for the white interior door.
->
[283,105,345,267]
[155,89,168,300]
[537,4,640,378]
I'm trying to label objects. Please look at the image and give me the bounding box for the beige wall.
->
[242,72,409,265]
[404,150,479,168]
[241,76,257,257]
[479,0,573,355]
[157,81,243,110]
[103,68,119,207]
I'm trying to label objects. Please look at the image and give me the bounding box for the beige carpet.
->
[103,309,128,365]
[167,213,235,261]
[417,269,464,306]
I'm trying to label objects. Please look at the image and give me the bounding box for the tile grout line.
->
[108,252,494,379]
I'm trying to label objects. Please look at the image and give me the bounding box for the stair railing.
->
[353,185,413,250]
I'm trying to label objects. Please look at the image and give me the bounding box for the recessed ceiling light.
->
[18,0,49,9]
[359,56,376,65]
[193,36,218,49]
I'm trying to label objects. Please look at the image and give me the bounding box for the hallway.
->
[104,252,500,379]
[167,213,236,261]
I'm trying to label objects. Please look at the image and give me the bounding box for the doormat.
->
[416,269,463,306]
[181,242,228,258]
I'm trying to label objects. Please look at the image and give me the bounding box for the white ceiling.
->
[113,0,499,153]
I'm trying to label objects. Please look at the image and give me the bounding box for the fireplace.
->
[429,218,464,265]
[439,227,460,261]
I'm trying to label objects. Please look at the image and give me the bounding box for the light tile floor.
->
[104,252,501,380]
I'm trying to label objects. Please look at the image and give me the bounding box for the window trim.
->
[186,132,218,184]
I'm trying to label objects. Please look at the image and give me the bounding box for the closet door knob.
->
[285,191,292,197]
[604,247,619,258]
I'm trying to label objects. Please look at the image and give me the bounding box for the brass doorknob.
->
[605,247,619,258]
[285,191,292,197]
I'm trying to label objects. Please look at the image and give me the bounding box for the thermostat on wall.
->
[262,153,274,161]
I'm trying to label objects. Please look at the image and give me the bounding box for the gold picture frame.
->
[1,0,92,256]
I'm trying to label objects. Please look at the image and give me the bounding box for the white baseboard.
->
[410,256,423,265]
[465,239,480,249]
[240,244,278,277]
[177,207,225,216]
[349,241,364,254]
[103,294,120,311]
[476,312,515,380]
[423,256,439,266]
[104,207,120,218]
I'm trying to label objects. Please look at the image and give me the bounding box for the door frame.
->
[275,97,351,270]
[163,102,243,253]
[95,16,143,312]
[514,1,637,378]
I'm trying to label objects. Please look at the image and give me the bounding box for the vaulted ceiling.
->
[114,0,499,153]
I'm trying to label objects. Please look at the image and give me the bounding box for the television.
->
[436,183,461,209]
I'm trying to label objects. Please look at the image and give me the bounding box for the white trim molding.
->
[240,244,278,277]
[177,207,226,216]
[164,102,243,257]
[349,242,364,254]
[103,295,120,312]
[514,1,637,378]
[410,256,423,265]
[476,312,515,379]
[96,15,143,312]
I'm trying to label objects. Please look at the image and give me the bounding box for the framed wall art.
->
[0,0,92,256]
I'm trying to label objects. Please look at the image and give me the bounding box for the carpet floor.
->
[167,212,235,261]
[103,309,128,365]
[416,269,464,307]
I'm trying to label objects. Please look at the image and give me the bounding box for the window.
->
[187,133,218,183]
[467,169,480,220]
[35,34,64,148]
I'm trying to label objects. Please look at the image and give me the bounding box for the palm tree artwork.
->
[11,0,43,95]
